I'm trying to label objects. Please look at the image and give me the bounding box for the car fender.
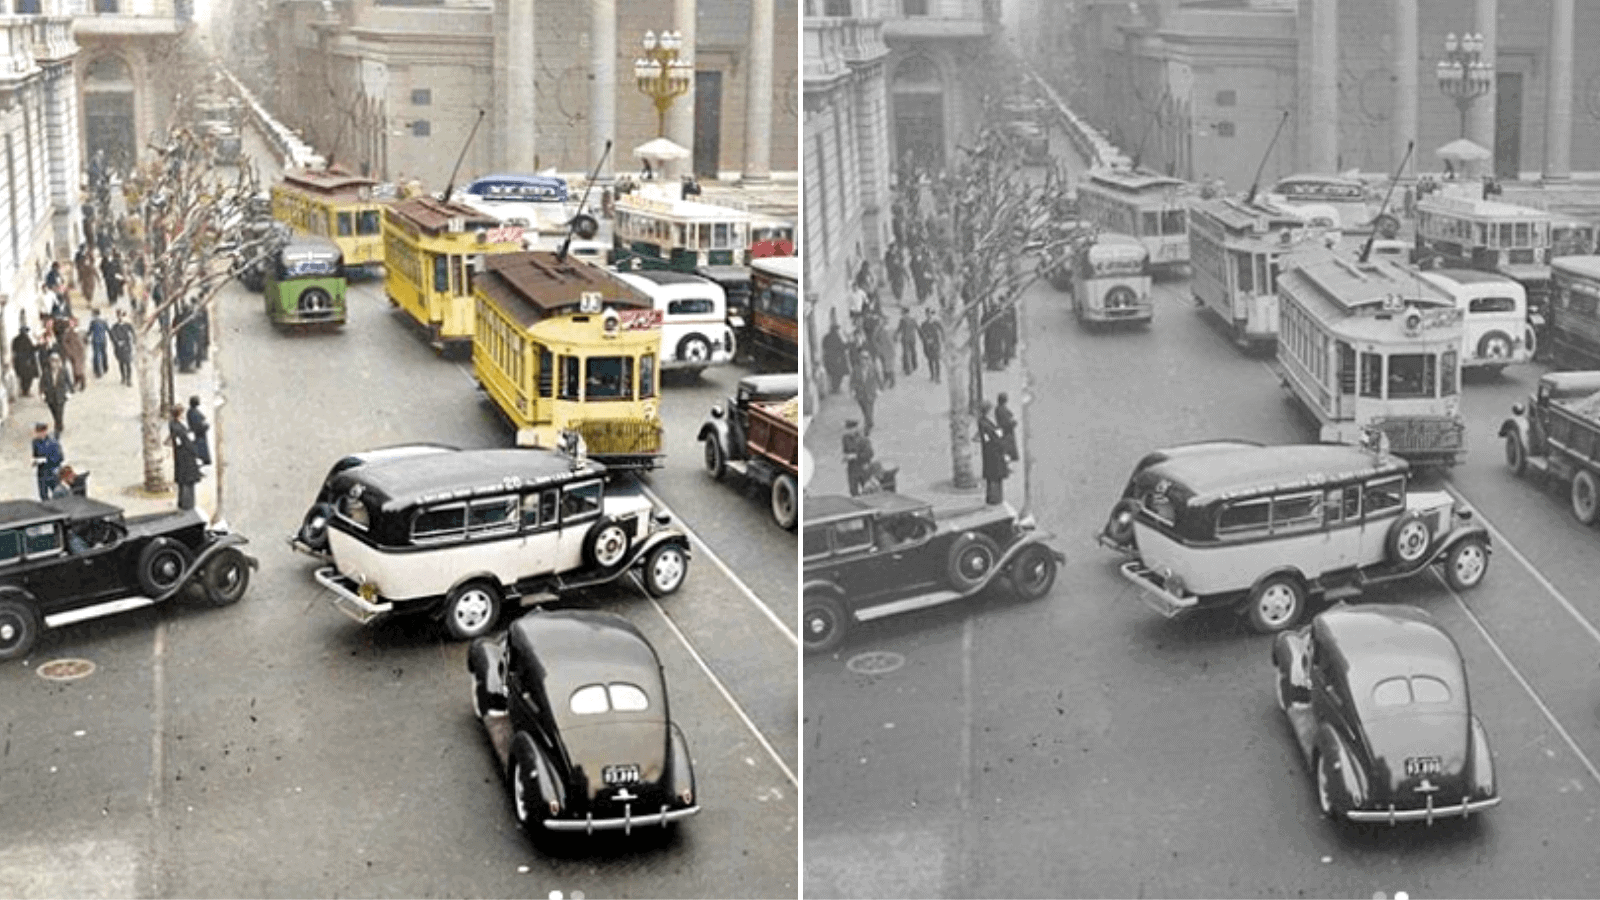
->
[697,416,731,454]
[152,533,259,603]
[632,529,691,563]
[1426,523,1492,564]
[1246,566,1309,601]
[511,731,566,813]
[802,578,846,602]
[467,634,507,700]
[439,571,505,611]
[667,721,696,804]
[993,533,1067,571]
[1315,725,1368,811]
[1469,714,1496,799]
[1498,413,1534,453]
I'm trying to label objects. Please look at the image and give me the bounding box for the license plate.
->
[1405,756,1442,777]
[602,764,640,785]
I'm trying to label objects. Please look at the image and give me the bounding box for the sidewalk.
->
[1,336,223,521]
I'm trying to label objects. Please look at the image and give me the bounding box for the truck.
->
[699,373,800,529]
[1499,370,1600,525]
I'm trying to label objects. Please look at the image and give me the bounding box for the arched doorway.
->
[891,55,944,172]
[83,55,136,176]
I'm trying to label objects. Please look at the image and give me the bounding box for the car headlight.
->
[1015,514,1037,532]
[709,404,725,419]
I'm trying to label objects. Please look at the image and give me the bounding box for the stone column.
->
[669,0,697,178]
[1543,0,1574,181]
[1307,0,1339,172]
[591,0,616,180]
[1469,0,1497,160]
[1393,0,1417,176]
[741,0,774,183]
[494,0,537,172]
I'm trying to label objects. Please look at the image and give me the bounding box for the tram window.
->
[538,347,554,398]
[585,356,634,400]
[453,255,467,296]
[1235,253,1254,293]
[640,353,656,399]
[676,223,689,248]
[468,497,518,536]
[1387,353,1435,398]
[1468,296,1518,314]
[1515,222,1530,246]
[1360,352,1383,398]
[559,356,582,400]
[337,212,354,237]
[433,255,449,293]
[358,210,381,235]
[1363,477,1405,515]
[698,223,711,249]
[1162,210,1186,235]
[713,223,732,249]
[1142,211,1159,236]
[1441,349,1458,396]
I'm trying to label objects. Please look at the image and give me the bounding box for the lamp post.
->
[1436,31,1494,140]
[633,29,693,138]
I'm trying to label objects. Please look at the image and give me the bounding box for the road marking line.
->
[644,595,797,788]
[1438,571,1600,789]
[147,622,167,897]
[1443,482,1600,647]
[635,480,798,647]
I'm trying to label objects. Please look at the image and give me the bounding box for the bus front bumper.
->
[314,566,393,625]
[1118,560,1200,618]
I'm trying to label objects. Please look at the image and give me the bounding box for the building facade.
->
[262,0,798,189]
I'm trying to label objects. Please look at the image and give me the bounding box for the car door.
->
[20,520,127,611]
[859,511,942,599]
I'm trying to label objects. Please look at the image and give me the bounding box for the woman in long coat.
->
[978,401,1010,506]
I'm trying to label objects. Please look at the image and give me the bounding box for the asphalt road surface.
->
[804,189,1600,896]
[0,237,796,895]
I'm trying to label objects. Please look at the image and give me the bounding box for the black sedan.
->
[1272,604,1500,825]
[0,497,255,661]
[467,609,699,839]
[802,493,1063,653]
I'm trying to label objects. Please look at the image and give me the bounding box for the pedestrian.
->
[841,419,874,498]
[11,323,37,397]
[110,308,134,386]
[919,308,944,383]
[74,245,97,307]
[30,423,63,501]
[40,355,71,436]
[168,404,202,511]
[995,392,1019,462]
[187,395,211,466]
[43,260,63,297]
[977,400,1010,506]
[884,243,906,303]
[81,199,95,252]
[822,321,850,396]
[101,252,124,308]
[86,308,109,378]
[871,312,897,388]
[58,317,87,391]
[34,327,57,380]
[50,464,85,499]
[849,343,878,435]
[896,308,919,376]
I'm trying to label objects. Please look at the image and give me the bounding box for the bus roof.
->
[386,196,503,233]
[335,447,606,513]
[281,234,342,259]
[1083,167,1189,193]
[1420,268,1518,288]
[1417,193,1551,221]
[1551,255,1600,279]
[477,251,652,328]
[751,256,799,280]
[1087,234,1148,262]
[281,168,380,196]
[1145,443,1408,507]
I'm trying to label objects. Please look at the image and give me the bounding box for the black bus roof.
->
[1141,443,1409,507]
[330,448,606,512]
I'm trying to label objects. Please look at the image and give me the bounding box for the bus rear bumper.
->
[1118,561,1200,618]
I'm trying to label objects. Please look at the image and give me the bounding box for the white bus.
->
[613,269,736,374]
[1267,174,1377,234]
[1417,268,1534,374]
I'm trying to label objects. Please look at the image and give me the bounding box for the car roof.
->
[331,448,606,512]
[1143,443,1409,506]
[1423,268,1517,287]
[509,609,664,706]
[806,492,932,525]
[1315,605,1467,712]
[1542,370,1600,398]
[0,496,122,527]
[738,372,800,398]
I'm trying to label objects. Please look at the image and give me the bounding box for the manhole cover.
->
[846,651,905,675]
[37,659,96,682]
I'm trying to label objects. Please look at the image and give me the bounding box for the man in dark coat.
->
[884,243,906,303]
[995,392,1019,462]
[169,405,202,511]
[100,252,125,308]
[86,308,109,378]
[187,395,211,466]
[40,355,71,436]
[74,245,97,307]
[821,322,850,396]
[977,401,1010,506]
[849,344,878,435]
[11,324,37,396]
[841,420,874,497]
[895,308,919,376]
[58,317,87,391]
[31,423,63,501]
[110,308,134,386]
[919,309,944,383]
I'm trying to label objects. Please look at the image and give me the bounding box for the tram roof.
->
[477,251,652,327]
[1143,443,1409,506]
[1280,250,1454,312]
[1551,255,1600,279]
[1416,193,1550,220]
[386,196,503,232]
[1083,167,1189,193]
[615,189,754,222]
[1191,196,1311,236]
[281,168,380,196]
[751,256,800,280]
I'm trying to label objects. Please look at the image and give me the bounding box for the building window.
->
[411,120,431,137]
[1215,89,1236,106]
[823,0,851,13]
[1214,121,1235,138]
[92,0,117,10]
[16,0,41,13]
[411,88,431,106]
[903,0,927,14]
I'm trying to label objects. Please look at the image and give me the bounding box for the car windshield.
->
[569,682,651,715]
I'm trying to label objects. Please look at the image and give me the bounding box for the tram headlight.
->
[602,308,620,335]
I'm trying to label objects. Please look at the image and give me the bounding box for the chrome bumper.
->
[1346,795,1500,825]
[313,566,392,625]
[544,804,700,834]
[1118,560,1200,618]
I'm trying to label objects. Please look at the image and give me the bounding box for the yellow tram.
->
[473,251,665,471]
[270,169,388,270]
[383,196,525,351]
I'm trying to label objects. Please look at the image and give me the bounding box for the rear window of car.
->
[1372,675,1453,706]
[667,297,717,317]
[570,683,651,715]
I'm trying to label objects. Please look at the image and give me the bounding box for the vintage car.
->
[0,497,256,661]
[1097,439,1266,553]
[312,447,691,640]
[802,494,1064,653]
[1271,604,1500,825]
[468,608,699,837]
[290,442,460,556]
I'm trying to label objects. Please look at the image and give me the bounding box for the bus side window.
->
[520,492,542,530]
[1323,489,1344,525]
[1362,477,1405,517]
[540,490,558,525]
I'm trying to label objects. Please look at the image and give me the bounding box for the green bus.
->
[265,235,347,328]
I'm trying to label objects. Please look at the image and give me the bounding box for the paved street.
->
[804,140,1600,897]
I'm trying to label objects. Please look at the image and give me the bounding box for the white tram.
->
[1188,196,1333,350]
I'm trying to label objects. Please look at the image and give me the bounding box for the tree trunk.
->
[134,301,169,494]
[945,308,977,491]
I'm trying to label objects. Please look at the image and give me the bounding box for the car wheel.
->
[642,542,689,597]
[946,532,1001,593]
[677,334,712,365]
[0,598,39,662]
[443,581,502,641]
[1385,511,1434,566]
[138,538,194,597]
[771,474,799,530]
[471,668,505,718]
[583,517,634,573]
[1244,574,1305,634]
[298,503,334,552]
[803,592,847,654]
[1103,498,1140,547]
[200,547,251,606]
[1504,431,1527,477]
[1477,330,1513,362]
[299,286,332,314]
[1443,537,1490,590]
[703,437,727,481]
[1008,544,1057,600]
[1572,470,1600,526]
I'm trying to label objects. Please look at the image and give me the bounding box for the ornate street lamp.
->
[1436,31,1494,139]
[633,29,693,138]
